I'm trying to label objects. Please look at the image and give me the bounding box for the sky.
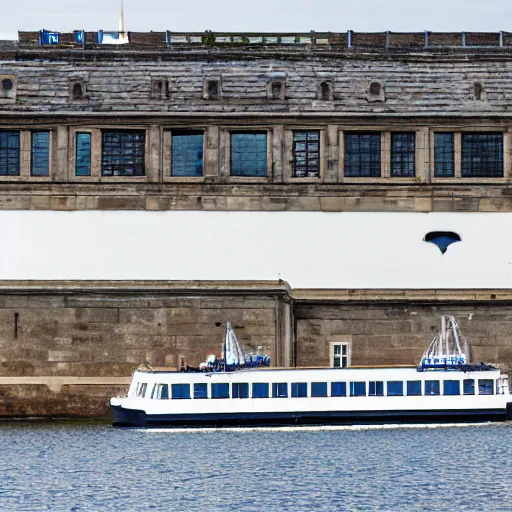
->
[1,0,511,40]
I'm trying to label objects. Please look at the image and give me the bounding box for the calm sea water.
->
[0,422,511,512]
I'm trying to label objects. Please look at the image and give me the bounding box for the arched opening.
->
[71,82,84,100]
[320,81,331,101]
[370,81,381,96]
[474,82,483,101]
[424,231,462,254]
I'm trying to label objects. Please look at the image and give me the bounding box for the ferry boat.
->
[110,317,512,427]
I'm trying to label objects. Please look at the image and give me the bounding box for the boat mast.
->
[223,322,228,372]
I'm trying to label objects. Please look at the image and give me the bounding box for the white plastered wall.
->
[0,210,509,289]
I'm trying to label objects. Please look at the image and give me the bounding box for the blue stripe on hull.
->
[111,405,508,428]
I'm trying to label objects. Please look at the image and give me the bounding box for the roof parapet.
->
[14,30,512,50]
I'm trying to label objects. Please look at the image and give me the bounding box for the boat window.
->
[425,380,440,395]
[463,379,475,395]
[232,383,249,399]
[407,381,422,396]
[478,379,494,395]
[151,384,169,400]
[387,381,404,396]
[369,381,384,396]
[211,383,230,399]
[311,382,328,397]
[252,383,269,399]
[443,380,461,396]
[137,383,147,398]
[171,384,191,400]
[350,382,366,397]
[331,382,347,397]
[272,383,288,398]
[291,382,308,398]
[194,383,208,399]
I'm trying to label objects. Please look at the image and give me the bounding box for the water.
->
[1,422,511,512]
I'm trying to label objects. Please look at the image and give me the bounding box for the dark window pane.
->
[230,133,267,177]
[293,131,320,177]
[391,133,415,177]
[425,380,440,395]
[462,133,503,177]
[252,382,269,399]
[194,383,208,399]
[344,133,381,177]
[232,383,249,399]
[463,379,475,395]
[291,382,308,398]
[407,381,422,396]
[369,381,384,396]
[211,383,230,399]
[311,382,328,397]
[350,382,366,397]
[171,384,190,400]
[0,131,20,176]
[478,379,494,395]
[443,380,460,396]
[434,133,454,177]
[101,130,145,176]
[31,131,50,176]
[75,132,91,176]
[272,383,288,398]
[172,132,204,176]
[331,382,346,397]
[387,381,404,396]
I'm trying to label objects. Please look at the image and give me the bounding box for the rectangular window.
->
[463,379,475,395]
[272,383,288,398]
[230,133,267,177]
[211,383,230,399]
[332,343,350,368]
[75,132,91,176]
[291,382,308,398]
[350,382,366,397]
[443,380,460,396]
[462,133,503,177]
[232,383,249,399]
[171,131,204,176]
[434,133,455,177]
[311,382,328,397]
[101,130,145,176]
[387,381,404,397]
[0,131,20,176]
[194,383,208,399]
[31,131,50,176]
[252,382,269,399]
[407,381,422,396]
[369,381,384,396]
[331,382,347,397]
[478,379,494,395]
[151,384,169,400]
[344,132,381,177]
[137,383,147,398]
[391,132,415,177]
[293,131,320,178]
[171,384,191,400]
[425,380,440,396]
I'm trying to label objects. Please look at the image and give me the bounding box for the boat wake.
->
[138,422,502,434]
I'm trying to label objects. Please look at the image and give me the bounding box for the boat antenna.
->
[119,0,126,36]
[223,322,229,372]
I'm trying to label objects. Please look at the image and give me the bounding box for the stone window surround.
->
[0,127,54,181]
[429,127,512,184]
[69,126,151,182]
[221,127,274,183]
[338,127,425,183]
[330,338,352,368]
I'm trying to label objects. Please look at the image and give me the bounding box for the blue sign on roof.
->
[40,30,60,45]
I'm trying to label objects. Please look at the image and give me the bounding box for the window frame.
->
[0,130,21,177]
[292,130,321,179]
[291,382,308,398]
[101,129,146,178]
[330,342,351,368]
[170,130,205,178]
[75,132,92,177]
[30,130,51,177]
[344,132,382,178]
[229,131,269,178]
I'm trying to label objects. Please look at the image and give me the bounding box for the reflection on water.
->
[0,422,511,512]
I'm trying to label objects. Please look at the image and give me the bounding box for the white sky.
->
[1,0,511,40]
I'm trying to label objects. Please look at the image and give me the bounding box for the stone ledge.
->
[0,377,131,393]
